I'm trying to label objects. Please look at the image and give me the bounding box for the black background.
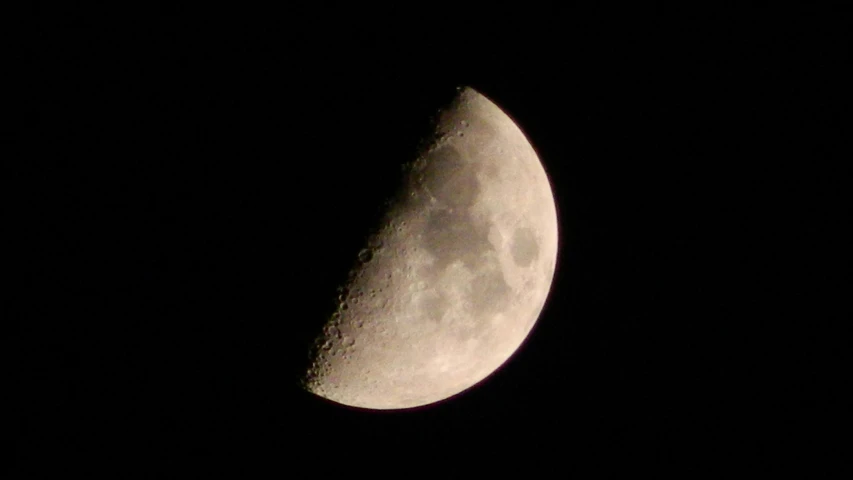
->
[11,4,848,476]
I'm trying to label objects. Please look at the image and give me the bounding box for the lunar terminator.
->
[302,87,558,409]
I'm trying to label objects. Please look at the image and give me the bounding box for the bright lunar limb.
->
[302,87,558,410]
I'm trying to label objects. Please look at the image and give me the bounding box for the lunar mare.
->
[302,87,558,409]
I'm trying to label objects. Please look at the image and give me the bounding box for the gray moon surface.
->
[302,87,558,410]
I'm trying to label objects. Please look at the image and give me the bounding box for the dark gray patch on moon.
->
[420,291,450,324]
[419,145,497,274]
[423,208,493,272]
[417,143,513,329]
[510,227,539,267]
[421,145,480,208]
[469,267,511,316]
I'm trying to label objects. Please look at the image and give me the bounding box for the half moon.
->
[302,87,558,410]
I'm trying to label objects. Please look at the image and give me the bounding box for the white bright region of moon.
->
[302,87,558,410]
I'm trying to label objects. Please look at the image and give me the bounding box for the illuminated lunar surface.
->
[302,87,558,410]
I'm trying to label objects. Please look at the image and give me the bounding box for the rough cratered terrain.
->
[302,87,558,409]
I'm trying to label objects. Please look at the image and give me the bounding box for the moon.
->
[301,87,558,410]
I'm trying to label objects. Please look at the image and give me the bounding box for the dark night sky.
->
[11,4,848,476]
